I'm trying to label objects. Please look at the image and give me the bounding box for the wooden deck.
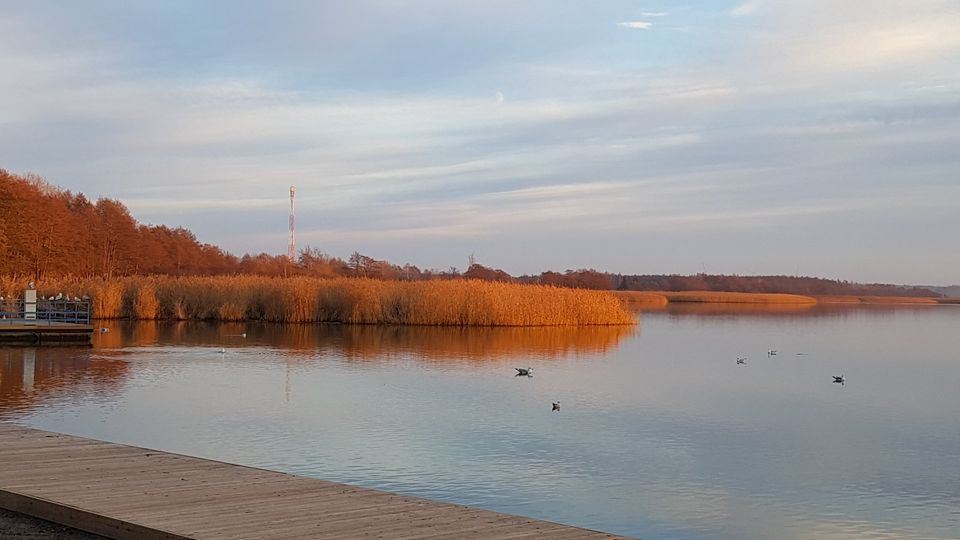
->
[0,321,93,344]
[0,424,626,539]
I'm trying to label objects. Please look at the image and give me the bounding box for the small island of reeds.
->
[14,276,636,326]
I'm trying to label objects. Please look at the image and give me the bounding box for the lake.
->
[1,304,958,539]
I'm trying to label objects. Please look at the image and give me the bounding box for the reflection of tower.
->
[288,185,296,261]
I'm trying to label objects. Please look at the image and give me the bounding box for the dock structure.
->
[0,320,94,344]
[0,292,93,344]
[0,424,627,539]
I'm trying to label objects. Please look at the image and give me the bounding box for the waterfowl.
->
[515,367,532,377]
[833,375,845,384]
[552,401,560,411]
[767,349,778,356]
[736,357,746,365]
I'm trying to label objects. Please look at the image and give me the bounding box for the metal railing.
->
[0,299,91,325]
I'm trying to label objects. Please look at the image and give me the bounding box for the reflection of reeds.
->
[93,320,636,361]
[33,276,635,326]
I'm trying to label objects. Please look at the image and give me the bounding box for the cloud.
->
[729,2,758,16]
[1,1,959,282]
[640,12,668,17]
[617,21,653,30]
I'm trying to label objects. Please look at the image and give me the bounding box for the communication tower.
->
[288,185,296,261]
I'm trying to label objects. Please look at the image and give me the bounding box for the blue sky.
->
[1,1,958,284]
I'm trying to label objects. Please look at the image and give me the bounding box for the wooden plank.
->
[0,423,628,539]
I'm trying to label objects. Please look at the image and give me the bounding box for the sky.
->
[1,1,959,285]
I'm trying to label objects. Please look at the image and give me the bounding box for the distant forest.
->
[0,169,941,297]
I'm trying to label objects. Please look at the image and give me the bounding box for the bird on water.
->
[833,375,845,384]
[515,367,532,377]
[552,401,560,411]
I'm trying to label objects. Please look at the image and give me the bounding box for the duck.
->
[767,349,778,356]
[515,367,532,377]
[552,401,560,411]
[736,357,746,365]
[833,375,845,384]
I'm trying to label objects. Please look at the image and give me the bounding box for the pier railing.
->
[0,299,91,325]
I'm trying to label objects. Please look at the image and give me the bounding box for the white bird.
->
[55,293,63,300]
[219,348,226,354]
[99,327,109,333]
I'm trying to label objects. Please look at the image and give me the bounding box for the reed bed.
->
[652,290,817,304]
[21,275,635,326]
[817,295,939,305]
[612,291,669,311]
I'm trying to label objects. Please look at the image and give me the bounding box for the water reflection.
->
[0,347,129,415]
[92,321,637,360]
[1,308,959,539]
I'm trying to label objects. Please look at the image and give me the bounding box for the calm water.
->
[2,305,959,539]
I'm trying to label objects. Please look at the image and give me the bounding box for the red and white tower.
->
[288,185,296,261]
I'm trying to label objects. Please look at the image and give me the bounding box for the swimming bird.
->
[736,357,746,365]
[515,367,532,377]
[552,401,560,411]
[767,349,778,356]
[99,327,109,333]
[219,348,226,354]
[833,375,845,384]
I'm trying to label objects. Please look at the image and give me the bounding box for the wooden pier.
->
[0,320,94,345]
[0,424,626,539]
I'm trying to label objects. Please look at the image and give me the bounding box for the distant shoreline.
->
[614,290,958,307]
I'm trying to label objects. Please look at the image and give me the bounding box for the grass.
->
[17,275,635,326]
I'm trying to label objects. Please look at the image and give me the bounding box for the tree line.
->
[0,169,939,297]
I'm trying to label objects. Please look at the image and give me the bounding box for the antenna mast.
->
[288,185,296,261]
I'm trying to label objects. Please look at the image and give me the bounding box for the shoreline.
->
[614,290,956,308]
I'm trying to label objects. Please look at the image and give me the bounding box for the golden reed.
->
[7,275,635,326]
